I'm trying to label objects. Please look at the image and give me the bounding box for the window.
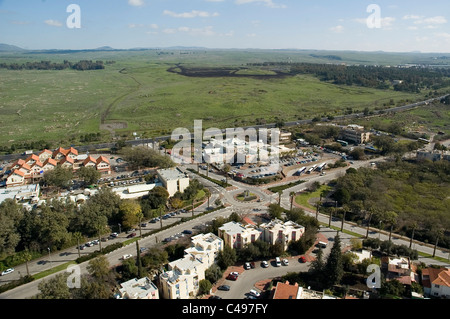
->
[434,284,440,288]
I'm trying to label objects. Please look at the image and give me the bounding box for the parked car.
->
[249,289,261,298]
[275,257,281,267]
[226,272,239,281]
[110,232,118,238]
[261,260,269,268]
[121,254,132,260]
[141,223,147,227]
[282,259,289,266]
[299,256,307,263]
[217,285,230,291]
[244,262,251,270]
[1,268,14,276]
[182,230,193,235]
[127,232,137,238]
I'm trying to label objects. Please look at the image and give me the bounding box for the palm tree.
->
[365,208,375,239]
[73,232,83,258]
[278,190,282,206]
[384,211,398,242]
[289,191,296,212]
[433,228,444,258]
[21,249,32,277]
[341,204,349,232]
[314,201,321,221]
[137,211,144,238]
[409,221,418,249]
[222,164,231,185]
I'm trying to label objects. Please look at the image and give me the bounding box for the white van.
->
[275,257,281,267]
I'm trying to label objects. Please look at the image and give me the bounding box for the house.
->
[259,218,305,250]
[218,221,262,249]
[116,277,159,300]
[17,163,32,179]
[30,161,45,177]
[96,156,111,174]
[42,158,58,172]
[0,183,40,205]
[8,159,25,171]
[381,256,418,286]
[53,147,68,160]
[157,168,190,197]
[24,154,40,166]
[6,170,25,187]
[422,267,450,299]
[83,156,97,169]
[60,156,75,171]
[159,233,223,299]
[38,149,53,163]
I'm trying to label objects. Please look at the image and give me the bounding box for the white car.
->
[282,259,289,266]
[261,260,269,268]
[249,289,261,298]
[121,254,133,260]
[1,268,14,276]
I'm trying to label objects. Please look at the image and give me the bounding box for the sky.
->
[1,0,450,52]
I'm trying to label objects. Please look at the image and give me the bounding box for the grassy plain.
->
[0,49,445,149]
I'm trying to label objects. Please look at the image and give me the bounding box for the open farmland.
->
[0,49,443,149]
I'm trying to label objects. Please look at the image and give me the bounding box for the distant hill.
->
[0,43,26,52]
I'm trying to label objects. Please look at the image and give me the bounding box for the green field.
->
[0,49,443,149]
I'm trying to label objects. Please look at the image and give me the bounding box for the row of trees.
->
[0,60,106,71]
[329,160,450,249]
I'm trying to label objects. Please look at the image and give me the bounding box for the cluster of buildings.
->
[218,219,305,251]
[202,136,296,165]
[338,124,371,145]
[416,149,450,162]
[1,147,111,188]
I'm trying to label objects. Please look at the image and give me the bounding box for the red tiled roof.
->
[25,154,40,162]
[19,163,31,171]
[83,156,97,165]
[10,159,25,168]
[96,156,109,164]
[32,161,44,168]
[44,158,58,166]
[60,156,75,164]
[10,169,25,177]
[39,149,53,155]
[53,147,67,157]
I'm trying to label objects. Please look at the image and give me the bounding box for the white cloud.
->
[353,17,395,29]
[150,24,159,29]
[44,19,62,27]
[330,25,344,33]
[163,10,219,18]
[414,16,447,25]
[403,15,423,20]
[235,0,286,9]
[128,0,145,7]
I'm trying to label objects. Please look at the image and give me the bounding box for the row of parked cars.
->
[79,232,119,250]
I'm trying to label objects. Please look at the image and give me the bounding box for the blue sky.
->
[1,0,450,52]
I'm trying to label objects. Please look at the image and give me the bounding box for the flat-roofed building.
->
[218,221,262,249]
[259,218,305,250]
[339,124,371,144]
[117,277,159,299]
[157,168,190,197]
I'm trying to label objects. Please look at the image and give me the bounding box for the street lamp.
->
[118,223,121,234]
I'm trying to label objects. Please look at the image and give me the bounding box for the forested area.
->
[248,62,450,93]
[0,60,108,71]
[330,160,450,248]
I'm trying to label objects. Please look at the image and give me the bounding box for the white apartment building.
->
[259,219,305,250]
[339,124,371,144]
[116,277,159,299]
[156,168,190,197]
[159,233,223,299]
[218,221,262,249]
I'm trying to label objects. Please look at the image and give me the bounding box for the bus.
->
[418,138,430,144]
[316,163,326,171]
[307,167,314,174]
[295,167,306,176]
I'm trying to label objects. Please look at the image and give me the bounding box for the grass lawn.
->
[0,50,429,149]
[295,185,333,210]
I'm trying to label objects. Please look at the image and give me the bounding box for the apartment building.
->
[259,219,305,250]
[116,277,159,299]
[218,221,262,249]
[159,233,223,299]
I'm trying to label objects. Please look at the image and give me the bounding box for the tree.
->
[289,191,296,212]
[0,199,23,255]
[217,245,237,270]
[145,186,169,209]
[119,200,142,230]
[324,233,344,287]
[310,247,324,274]
[222,164,231,185]
[268,203,283,220]
[205,264,224,284]
[35,273,72,299]
[199,279,213,295]
[42,166,73,190]
[73,232,83,258]
[120,146,175,170]
[35,204,70,249]
[78,166,101,186]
